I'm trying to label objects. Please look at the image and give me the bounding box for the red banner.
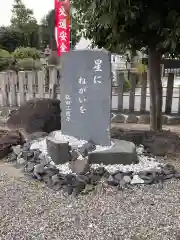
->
[55,0,70,56]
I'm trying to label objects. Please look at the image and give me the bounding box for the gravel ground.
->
[1,123,180,240]
[1,170,180,240]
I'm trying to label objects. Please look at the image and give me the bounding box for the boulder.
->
[6,99,61,134]
[46,137,71,164]
[138,115,150,124]
[88,139,139,165]
[0,130,25,159]
[126,114,138,123]
[69,157,89,174]
[111,114,126,123]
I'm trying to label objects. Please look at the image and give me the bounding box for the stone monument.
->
[59,49,138,166]
[60,49,111,146]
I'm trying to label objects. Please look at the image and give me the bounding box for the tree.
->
[72,0,180,131]
[41,9,82,50]
[11,0,39,48]
[0,26,26,52]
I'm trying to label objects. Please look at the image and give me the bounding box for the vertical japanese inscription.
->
[55,0,70,55]
[64,94,71,122]
[58,5,68,52]
[93,59,103,84]
[78,77,87,114]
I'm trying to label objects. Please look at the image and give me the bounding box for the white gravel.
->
[1,173,180,240]
[30,132,163,175]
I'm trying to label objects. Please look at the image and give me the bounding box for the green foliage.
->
[0,49,11,58]
[16,58,42,71]
[0,26,26,52]
[11,0,37,28]
[0,49,13,71]
[11,0,39,48]
[72,0,180,55]
[123,76,131,92]
[12,47,41,60]
[41,9,82,50]
[136,63,148,74]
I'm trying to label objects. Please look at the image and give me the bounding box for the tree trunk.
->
[148,49,162,131]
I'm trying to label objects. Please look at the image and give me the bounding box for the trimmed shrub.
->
[12,47,41,60]
[0,49,12,71]
[16,58,42,71]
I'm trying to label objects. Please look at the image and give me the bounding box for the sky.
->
[0,0,90,48]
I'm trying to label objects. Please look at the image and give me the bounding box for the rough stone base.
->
[88,139,139,165]
[46,137,71,165]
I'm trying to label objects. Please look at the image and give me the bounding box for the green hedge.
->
[0,49,12,71]
[12,47,41,60]
[16,58,42,71]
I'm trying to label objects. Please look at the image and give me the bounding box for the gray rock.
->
[138,115,150,124]
[76,175,90,184]
[8,109,17,117]
[25,162,36,172]
[106,175,119,186]
[73,184,86,196]
[63,185,74,195]
[162,115,168,124]
[113,172,124,181]
[93,167,107,177]
[51,174,61,185]
[166,116,180,125]
[7,152,17,162]
[78,140,96,157]
[69,157,89,174]
[123,175,132,183]
[44,167,59,177]
[89,172,102,185]
[39,154,51,166]
[174,172,180,179]
[34,164,45,174]
[17,157,26,165]
[22,142,31,150]
[51,174,66,189]
[46,137,71,165]
[161,164,176,175]
[70,150,79,161]
[33,149,42,160]
[22,150,34,161]
[131,175,144,184]
[88,139,139,165]
[138,171,156,184]
[126,114,138,123]
[82,184,95,194]
[42,174,51,184]
[12,145,21,155]
[6,99,61,134]
[118,179,127,189]
[26,132,48,141]
[111,114,125,123]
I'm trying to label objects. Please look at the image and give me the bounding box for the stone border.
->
[111,114,180,125]
[1,108,180,126]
